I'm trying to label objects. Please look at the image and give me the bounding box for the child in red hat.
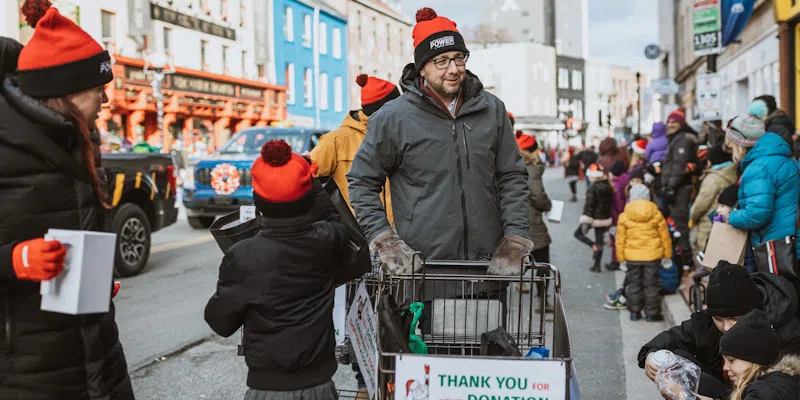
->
[205,140,366,399]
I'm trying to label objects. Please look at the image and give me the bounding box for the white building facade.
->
[584,58,612,144]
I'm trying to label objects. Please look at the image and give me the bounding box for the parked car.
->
[102,153,179,276]
[183,127,326,229]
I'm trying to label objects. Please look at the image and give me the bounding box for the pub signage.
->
[124,66,265,100]
[151,4,236,40]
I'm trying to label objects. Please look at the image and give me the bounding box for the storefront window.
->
[319,22,327,54]
[303,15,312,47]
[284,7,294,42]
[320,73,329,110]
[304,68,313,106]
[334,76,343,112]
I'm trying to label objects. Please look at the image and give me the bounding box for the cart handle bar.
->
[411,256,562,293]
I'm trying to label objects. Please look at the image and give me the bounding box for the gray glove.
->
[489,236,535,275]
[369,229,421,275]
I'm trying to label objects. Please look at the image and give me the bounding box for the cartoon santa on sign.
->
[405,364,430,400]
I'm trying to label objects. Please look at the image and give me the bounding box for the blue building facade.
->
[273,0,348,130]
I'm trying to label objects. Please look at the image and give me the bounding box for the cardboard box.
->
[701,222,748,269]
[40,229,117,315]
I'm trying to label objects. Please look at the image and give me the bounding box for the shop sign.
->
[693,0,722,56]
[124,66,265,100]
[395,354,567,400]
[151,3,236,40]
[697,73,722,121]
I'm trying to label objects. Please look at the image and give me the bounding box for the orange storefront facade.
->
[98,55,288,153]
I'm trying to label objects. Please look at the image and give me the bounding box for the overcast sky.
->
[399,0,659,78]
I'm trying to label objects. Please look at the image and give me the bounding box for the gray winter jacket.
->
[347,64,530,261]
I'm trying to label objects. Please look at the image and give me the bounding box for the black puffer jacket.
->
[661,127,698,191]
[742,355,800,400]
[580,179,613,228]
[638,273,800,381]
[0,78,133,399]
[205,181,366,391]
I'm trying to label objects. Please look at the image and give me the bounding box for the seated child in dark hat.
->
[204,140,366,399]
[638,261,800,398]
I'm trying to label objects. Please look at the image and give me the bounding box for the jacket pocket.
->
[462,122,471,170]
[396,194,420,240]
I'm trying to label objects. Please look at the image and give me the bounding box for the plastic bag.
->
[654,351,701,400]
[480,327,522,357]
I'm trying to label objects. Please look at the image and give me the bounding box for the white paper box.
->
[546,200,565,222]
[40,229,117,315]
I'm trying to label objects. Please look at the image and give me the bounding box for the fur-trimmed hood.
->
[770,355,800,376]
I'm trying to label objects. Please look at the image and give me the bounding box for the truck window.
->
[219,130,306,154]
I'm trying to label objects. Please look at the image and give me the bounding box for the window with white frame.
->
[558,68,569,89]
[303,14,312,47]
[222,45,230,74]
[319,22,328,54]
[284,7,294,41]
[304,68,313,106]
[572,70,582,90]
[101,10,116,51]
[332,28,342,59]
[574,100,583,120]
[163,27,173,55]
[286,63,295,104]
[334,76,343,112]
[241,50,247,78]
[320,73,329,110]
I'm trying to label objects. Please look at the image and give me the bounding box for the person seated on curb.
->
[638,261,800,398]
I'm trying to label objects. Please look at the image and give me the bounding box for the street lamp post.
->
[144,51,175,151]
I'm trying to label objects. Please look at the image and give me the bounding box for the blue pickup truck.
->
[183,126,326,229]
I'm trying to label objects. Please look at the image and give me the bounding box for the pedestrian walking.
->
[347,7,532,276]
[688,145,736,252]
[749,95,796,155]
[660,109,699,263]
[204,140,366,400]
[0,2,133,398]
[564,147,581,202]
[576,146,599,186]
[615,184,672,322]
[607,160,630,271]
[645,122,668,164]
[639,262,800,398]
[516,132,552,311]
[574,164,613,272]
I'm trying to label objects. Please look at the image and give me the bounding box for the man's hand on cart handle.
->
[369,228,421,275]
[489,236,534,276]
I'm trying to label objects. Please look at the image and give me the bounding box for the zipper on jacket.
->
[4,295,11,355]
[462,122,471,170]
[451,122,470,259]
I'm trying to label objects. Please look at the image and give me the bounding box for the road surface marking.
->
[152,235,215,254]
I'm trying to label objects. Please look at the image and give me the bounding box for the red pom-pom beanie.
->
[412,7,468,71]
[17,0,112,98]
[251,140,314,217]
[356,74,400,116]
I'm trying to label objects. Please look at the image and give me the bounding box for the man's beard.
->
[430,75,463,98]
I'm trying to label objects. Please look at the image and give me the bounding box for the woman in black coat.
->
[0,2,133,399]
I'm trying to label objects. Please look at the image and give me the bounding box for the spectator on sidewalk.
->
[205,140,367,400]
[574,164,613,272]
[598,137,630,172]
[749,95,796,156]
[646,122,668,164]
[629,138,648,171]
[660,109,699,263]
[638,262,800,399]
[689,145,736,252]
[616,184,672,322]
[564,147,581,202]
[607,160,630,271]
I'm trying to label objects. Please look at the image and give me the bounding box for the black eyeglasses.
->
[431,53,469,70]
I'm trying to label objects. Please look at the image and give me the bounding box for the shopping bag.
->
[754,236,800,279]
[701,222,748,269]
[480,326,522,357]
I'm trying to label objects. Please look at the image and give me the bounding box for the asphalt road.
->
[119,169,661,399]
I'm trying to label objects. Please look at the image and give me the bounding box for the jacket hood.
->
[0,37,22,76]
[521,149,545,178]
[623,200,660,223]
[768,109,792,123]
[341,110,368,135]
[741,133,792,169]
[770,355,800,377]
[599,137,618,155]
[752,272,799,329]
[399,63,487,118]
[651,122,666,138]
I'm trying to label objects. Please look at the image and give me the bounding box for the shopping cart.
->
[370,258,574,400]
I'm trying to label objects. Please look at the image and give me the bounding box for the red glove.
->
[11,239,66,282]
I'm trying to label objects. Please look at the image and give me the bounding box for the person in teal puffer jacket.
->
[728,132,800,269]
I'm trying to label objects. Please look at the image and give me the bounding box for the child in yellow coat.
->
[616,184,673,322]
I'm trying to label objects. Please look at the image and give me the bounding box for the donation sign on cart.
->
[346,282,379,398]
[395,354,567,400]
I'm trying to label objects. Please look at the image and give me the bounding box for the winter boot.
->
[605,262,620,271]
[630,312,642,321]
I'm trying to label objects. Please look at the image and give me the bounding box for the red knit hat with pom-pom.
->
[17,0,112,98]
[251,140,314,217]
[356,74,400,116]
[412,7,468,71]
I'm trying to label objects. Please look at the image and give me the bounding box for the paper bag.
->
[40,229,117,315]
[701,222,748,269]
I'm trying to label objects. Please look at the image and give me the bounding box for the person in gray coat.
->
[347,7,532,276]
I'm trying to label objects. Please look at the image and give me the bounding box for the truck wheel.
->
[188,216,215,229]
[113,203,152,277]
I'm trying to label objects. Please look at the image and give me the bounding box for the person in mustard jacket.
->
[616,184,673,322]
[311,74,399,225]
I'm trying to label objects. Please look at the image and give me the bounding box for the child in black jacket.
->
[575,163,614,272]
[205,140,365,400]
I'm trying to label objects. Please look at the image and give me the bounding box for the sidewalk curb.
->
[662,291,692,328]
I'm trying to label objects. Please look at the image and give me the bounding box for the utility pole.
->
[636,71,641,135]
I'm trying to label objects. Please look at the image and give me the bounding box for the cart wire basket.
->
[372,257,574,400]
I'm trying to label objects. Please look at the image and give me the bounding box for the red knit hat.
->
[516,132,536,151]
[251,140,314,217]
[667,109,686,125]
[412,8,469,71]
[632,138,648,155]
[17,0,112,98]
[507,112,515,126]
[356,74,400,116]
